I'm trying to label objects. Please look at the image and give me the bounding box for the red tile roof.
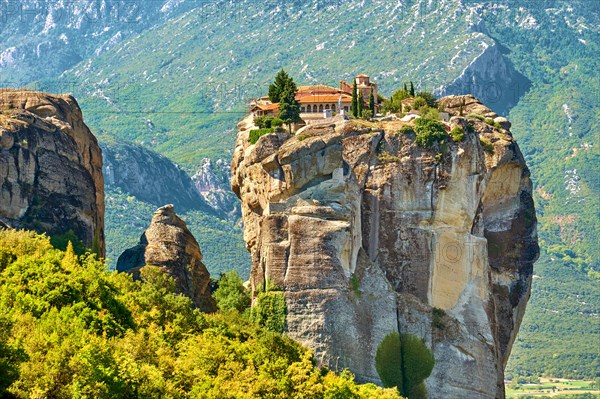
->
[251,103,279,111]
[297,94,352,104]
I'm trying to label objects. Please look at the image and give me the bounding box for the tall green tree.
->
[403,83,408,92]
[278,83,301,133]
[375,332,434,399]
[375,333,404,393]
[358,92,364,118]
[213,271,250,312]
[409,81,415,97]
[369,88,375,115]
[351,79,358,118]
[381,87,411,114]
[415,91,437,107]
[268,69,293,103]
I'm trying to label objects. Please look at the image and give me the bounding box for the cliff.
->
[117,204,216,313]
[231,95,538,398]
[103,142,215,214]
[192,158,241,219]
[0,89,105,256]
[434,43,531,116]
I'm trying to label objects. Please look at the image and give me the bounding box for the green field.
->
[506,378,600,398]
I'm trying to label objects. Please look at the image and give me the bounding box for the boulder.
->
[117,205,216,313]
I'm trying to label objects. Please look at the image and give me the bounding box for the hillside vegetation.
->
[0,229,401,399]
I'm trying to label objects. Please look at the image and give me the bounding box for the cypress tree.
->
[351,79,358,118]
[358,91,364,118]
[278,82,301,133]
[369,88,375,115]
[403,82,408,92]
[410,81,415,97]
[375,332,435,399]
[269,69,292,103]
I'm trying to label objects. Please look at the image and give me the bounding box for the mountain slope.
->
[2,0,598,380]
[53,0,508,168]
[0,0,195,84]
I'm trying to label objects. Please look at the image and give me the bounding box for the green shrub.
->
[271,117,284,127]
[252,291,287,333]
[415,91,437,107]
[413,97,427,110]
[399,334,435,398]
[399,125,414,135]
[480,137,495,154]
[381,88,410,114]
[413,118,447,148]
[432,307,446,329]
[249,128,274,144]
[375,333,404,392]
[350,274,362,297]
[465,121,475,134]
[467,113,484,121]
[375,332,435,398]
[50,229,87,255]
[484,118,502,129]
[254,116,266,128]
[255,116,282,129]
[214,271,250,312]
[378,151,400,164]
[421,107,440,120]
[450,126,465,142]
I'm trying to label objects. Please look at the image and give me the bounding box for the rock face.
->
[435,43,531,116]
[0,89,105,256]
[117,205,216,313]
[103,142,215,214]
[231,95,538,399]
[192,158,241,219]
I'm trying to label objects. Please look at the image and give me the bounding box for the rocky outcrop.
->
[192,158,241,219]
[102,142,215,214]
[435,43,531,116]
[117,204,216,313]
[0,89,105,256]
[231,95,538,399]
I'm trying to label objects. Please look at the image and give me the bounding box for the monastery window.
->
[319,105,323,112]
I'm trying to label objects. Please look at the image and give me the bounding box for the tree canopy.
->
[268,69,294,103]
[375,332,434,399]
[0,229,402,399]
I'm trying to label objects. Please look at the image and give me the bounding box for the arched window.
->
[301,107,306,113]
[319,105,323,112]
[307,105,312,113]
[325,104,330,110]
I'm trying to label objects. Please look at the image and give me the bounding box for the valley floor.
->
[506,378,600,398]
